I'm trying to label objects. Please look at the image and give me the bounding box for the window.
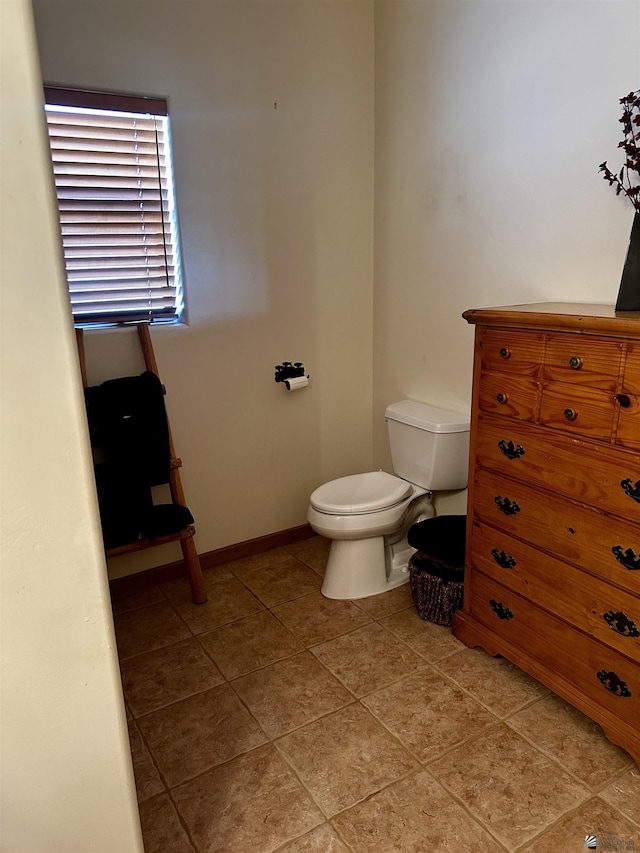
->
[44,87,184,325]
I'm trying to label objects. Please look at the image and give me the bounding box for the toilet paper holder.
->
[275,362,307,383]
[275,361,310,391]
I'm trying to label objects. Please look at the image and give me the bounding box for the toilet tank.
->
[385,400,470,491]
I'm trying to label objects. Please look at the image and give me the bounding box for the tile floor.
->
[112,536,640,853]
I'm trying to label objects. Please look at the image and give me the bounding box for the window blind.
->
[44,87,183,325]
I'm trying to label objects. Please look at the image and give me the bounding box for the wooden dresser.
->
[452,303,640,766]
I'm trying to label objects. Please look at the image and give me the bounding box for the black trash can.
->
[407,515,466,626]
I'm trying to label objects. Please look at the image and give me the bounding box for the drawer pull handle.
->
[596,669,632,698]
[621,478,640,503]
[494,496,521,516]
[499,347,511,360]
[612,545,640,571]
[568,356,583,370]
[496,392,508,404]
[616,394,632,408]
[498,439,525,460]
[564,408,577,421]
[489,599,514,620]
[491,548,517,569]
[603,610,640,638]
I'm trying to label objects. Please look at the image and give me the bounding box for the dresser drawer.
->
[469,572,640,729]
[622,342,640,396]
[478,371,539,421]
[480,329,544,376]
[470,521,640,661]
[539,382,615,440]
[475,414,640,522]
[616,393,640,452]
[473,468,640,597]
[543,334,623,389]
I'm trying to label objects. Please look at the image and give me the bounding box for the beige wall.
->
[33,0,375,576]
[373,0,640,514]
[0,0,143,849]
[7,1,637,844]
[31,0,640,569]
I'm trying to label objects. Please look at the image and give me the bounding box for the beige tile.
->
[275,703,418,817]
[127,720,164,803]
[599,766,640,826]
[278,823,350,852]
[137,683,267,787]
[202,563,236,582]
[362,669,497,763]
[160,565,235,602]
[520,795,640,852]
[333,768,504,853]
[273,591,372,646]
[429,723,590,849]
[240,556,322,607]
[286,536,331,576]
[121,637,224,716]
[199,610,302,679]
[438,646,547,717]
[380,607,465,662]
[113,601,191,660]
[225,546,295,580]
[172,743,323,853]
[354,583,414,619]
[168,577,265,634]
[507,693,632,788]
[138,793,196,853]
[116,540,640,853]
[232,651,353,738]
[310,622,428,697]
[110,582,165,615]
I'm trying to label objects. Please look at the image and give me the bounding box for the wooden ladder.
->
[76,323,207,604]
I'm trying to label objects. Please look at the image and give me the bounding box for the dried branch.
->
[599,90,640,212]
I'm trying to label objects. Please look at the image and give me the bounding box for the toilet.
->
[307,400,470,600]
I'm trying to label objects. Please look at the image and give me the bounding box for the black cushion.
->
[94,463,194,548]
[140,504,194,539]
[408,515,466,568]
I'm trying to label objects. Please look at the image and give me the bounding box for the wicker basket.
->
[408,553,464,626]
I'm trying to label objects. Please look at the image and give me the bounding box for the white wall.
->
[0,1,143,850]
[33,0,375,576]
[373,0,640,513]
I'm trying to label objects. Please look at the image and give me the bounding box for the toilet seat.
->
[310,471,412,515]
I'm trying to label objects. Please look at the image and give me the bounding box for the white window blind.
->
[44,87,184,325]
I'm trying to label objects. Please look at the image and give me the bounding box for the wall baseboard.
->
[109,523,316,596]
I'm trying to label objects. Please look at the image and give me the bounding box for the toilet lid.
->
[310,471,413,514]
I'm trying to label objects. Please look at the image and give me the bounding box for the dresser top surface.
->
[463,302,640,337]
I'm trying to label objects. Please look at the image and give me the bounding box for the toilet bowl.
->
[308,472,434,599]
[308,401,470,600]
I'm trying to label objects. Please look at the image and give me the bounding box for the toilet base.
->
[321,537,413,600]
